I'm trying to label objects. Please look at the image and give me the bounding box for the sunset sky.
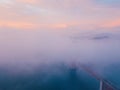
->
[0,0,120,30]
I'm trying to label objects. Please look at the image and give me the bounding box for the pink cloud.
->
[101,19,120,28]
[0,0,120,30]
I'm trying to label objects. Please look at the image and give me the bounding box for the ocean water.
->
[0,63,100,90]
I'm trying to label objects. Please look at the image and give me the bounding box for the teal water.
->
[1,62,120,90]
[0,64,100,90]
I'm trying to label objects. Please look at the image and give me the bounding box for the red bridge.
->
[71,62,120,90]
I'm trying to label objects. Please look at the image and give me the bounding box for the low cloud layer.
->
[0,29,120,73]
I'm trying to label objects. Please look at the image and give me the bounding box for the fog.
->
[0,28,120,89]
[0,29,120,64]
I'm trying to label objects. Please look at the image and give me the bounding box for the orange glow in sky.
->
[0,0,120,30]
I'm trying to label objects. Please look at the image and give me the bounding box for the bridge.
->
[71,62,120,90]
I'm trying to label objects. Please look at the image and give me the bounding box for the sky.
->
[0,0,120,30]
[0,0,120,71]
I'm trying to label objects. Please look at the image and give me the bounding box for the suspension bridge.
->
[70,62,120,90]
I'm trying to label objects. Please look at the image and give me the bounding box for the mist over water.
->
[0,28,120,89]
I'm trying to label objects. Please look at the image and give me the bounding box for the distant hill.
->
[70,30,120,41]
